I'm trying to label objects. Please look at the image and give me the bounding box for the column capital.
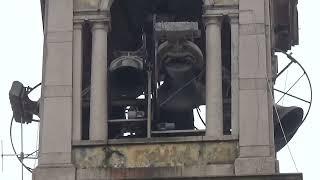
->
[229,14,239,24]
[73,21,84,29]
[202,0,214,9]
[91,21,110,32]
[203,15,223,27]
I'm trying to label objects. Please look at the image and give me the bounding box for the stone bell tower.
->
[33,0,302,179]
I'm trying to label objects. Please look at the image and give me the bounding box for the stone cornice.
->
[204,6,239,17]
[74,11,111,23]
[203,0,239,10]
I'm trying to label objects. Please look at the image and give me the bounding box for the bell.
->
[157,40,205,130]
[273,105,304,152]
[109,55,145,98]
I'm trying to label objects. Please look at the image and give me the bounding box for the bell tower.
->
[32,0,303,179]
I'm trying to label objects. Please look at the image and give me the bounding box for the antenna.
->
[1,82,42,180]
[20,120,24,180]
[1,140,23,172]
[1,124,39,180]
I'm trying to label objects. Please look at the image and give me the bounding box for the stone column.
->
[72,21,83,141]
[89,21,109,141]
[230,15,239,137]
[204,15,223,137]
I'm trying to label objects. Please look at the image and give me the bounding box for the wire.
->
[274,49,313,124]
[276,72,305,104]
[9,116,32,173]
[282,65,289,105]
[196,108,206,126]
[247,7,301,172]
[266,74,299,172]
[160,70,204,107]
[33,121,40,168]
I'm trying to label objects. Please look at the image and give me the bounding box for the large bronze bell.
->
[273,104,304,152]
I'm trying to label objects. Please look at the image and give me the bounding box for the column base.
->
[33,164,76,180]
[234,157,276,175]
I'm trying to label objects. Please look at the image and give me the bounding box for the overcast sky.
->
[0,1,319,180]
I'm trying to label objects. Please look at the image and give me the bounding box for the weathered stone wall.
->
[73,141,238,169]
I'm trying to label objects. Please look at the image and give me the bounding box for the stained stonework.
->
[74,0,114,12]
[73,141,238,169]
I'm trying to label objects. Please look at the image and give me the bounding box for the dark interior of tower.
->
[80,0,232,140]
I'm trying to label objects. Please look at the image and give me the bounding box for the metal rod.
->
[274,47,313,126]
[274,89,311,104]
[10,117,32,172]
[275,61,294,80]
[2,154,21,157]
[276,73,305,104]
[108,119,147,123]
[24,157,38,160]
[24,150,39,158]
[20,120,24,180]
[147,71,152,138]
[27,82,42,95]
[153,14,160,123]
[1,140,3,172]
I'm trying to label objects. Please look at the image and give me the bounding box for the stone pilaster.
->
[230,15,239,137]
[89,21,109,141]
[72,21,83,141]
[235,0,276,175]
[34,0,76,179]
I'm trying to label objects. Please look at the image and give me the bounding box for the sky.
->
[0,1,319,180]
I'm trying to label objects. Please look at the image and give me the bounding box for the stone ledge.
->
[33,165,76,180]
[235,157,276,175]
[76,167,302,180]
[73,135,238,146]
